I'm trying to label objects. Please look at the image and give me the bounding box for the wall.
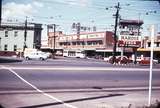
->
[0,30,34,51]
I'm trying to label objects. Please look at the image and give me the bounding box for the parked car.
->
[108,56,131,64]
[116,56,132,64]
[139,57,158,65]
[104,56,113,62]
[24,52,48,60]
[108,56,115,64]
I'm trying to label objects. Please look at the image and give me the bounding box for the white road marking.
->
[1,66,160,72]
[1,66,78,108]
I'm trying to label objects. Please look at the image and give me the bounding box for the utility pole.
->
[53,24,56,54]
[47,24,58,58]
[23,16,27,52]
[77,22,81,40]
[112,2,120,64]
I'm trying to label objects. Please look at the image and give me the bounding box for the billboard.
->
[118,35,141,47]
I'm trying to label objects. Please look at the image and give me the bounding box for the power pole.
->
[23,17,27,52]
[47,24,58,58]
[112,2,120,64]
[53,24,56,54]
[77,22,81,40]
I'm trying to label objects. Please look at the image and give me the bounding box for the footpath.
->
[0,87,160,108]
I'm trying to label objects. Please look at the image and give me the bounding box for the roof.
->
[0,22,42,30]
[64,31,113,36]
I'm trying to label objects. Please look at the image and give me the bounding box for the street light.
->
[148,24,155,106]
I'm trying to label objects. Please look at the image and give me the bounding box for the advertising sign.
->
[118,35,141,47]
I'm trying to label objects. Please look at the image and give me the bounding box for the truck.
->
[24,48,48,60]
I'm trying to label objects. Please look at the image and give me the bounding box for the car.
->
[139,57,158,65]
[116,56,131,64]
[24,52,48,60]
[104,56,112,62]
[108,56,119,64]
[107,56,131,64]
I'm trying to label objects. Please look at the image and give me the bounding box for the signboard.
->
[118,40,141,47]
[87,33,105,39]
[118,35,141,47]
[119,35,141,41]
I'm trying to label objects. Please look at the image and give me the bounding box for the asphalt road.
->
[0,57,160,108]
[0,57,160,90]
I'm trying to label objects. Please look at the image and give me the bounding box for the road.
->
[0,57,160,108]
[0,57,160,90]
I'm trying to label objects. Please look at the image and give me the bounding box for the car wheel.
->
[40,57,44,61]
[26,57,30,60]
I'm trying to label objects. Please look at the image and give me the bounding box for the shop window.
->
[72,42,76,45]
[87,41,92,45]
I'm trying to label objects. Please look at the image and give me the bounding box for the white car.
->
[24,52,48,60]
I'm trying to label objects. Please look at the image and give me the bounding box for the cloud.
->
[2,2,36,20]
[67,0,90,7]
[50,0,90,7]
[2,1,44,20]
[33,1,44,7]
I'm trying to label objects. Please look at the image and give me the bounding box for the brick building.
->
[48,31,115,57]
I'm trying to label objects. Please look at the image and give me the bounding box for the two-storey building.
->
[0,22,42,56]
[48,31,115,57]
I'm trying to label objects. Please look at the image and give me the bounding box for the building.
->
[48,31,115,57]
[137,34,160,62]
[118,19,143,61]
[0,22,42,55]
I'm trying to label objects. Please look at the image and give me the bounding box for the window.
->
[14,45,17,51]
[59,42,63,46]
[148,42,151,47]
[72,42,76,45]
[5,31,8,37]
[157,42,159,47]
[14,31,18,37]
[87,41,92,45]
[4,44,8,51]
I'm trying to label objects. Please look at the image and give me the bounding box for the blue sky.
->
[2,0,160,39]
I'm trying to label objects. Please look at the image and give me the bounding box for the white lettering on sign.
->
[59,33,105,41]
[120,35,141,41]
[73,35,77,39]
[59,37,66,41]
[87,33,105,39]
[125,41,136,45]
[80,35,87,39]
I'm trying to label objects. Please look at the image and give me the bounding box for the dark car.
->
[116,56,131,64]
[108,56,131,64]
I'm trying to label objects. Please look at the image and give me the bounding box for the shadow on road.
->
[19,93,124,108]
[0,57,23,63]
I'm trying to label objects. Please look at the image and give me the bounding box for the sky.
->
[2,0,160,39]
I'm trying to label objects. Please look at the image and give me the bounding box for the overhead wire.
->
[2,0,160,32]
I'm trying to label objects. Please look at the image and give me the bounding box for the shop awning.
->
[137,48,160,52]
